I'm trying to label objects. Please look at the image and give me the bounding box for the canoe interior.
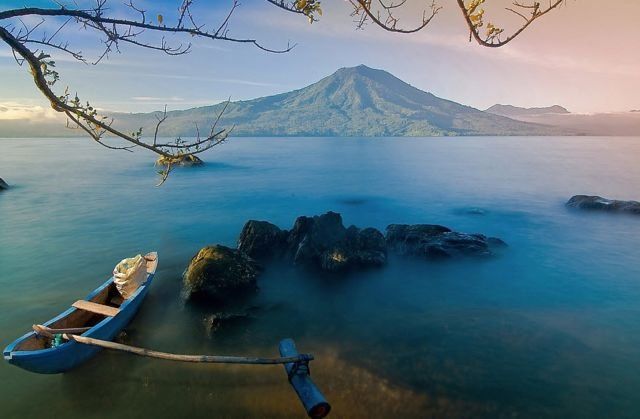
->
[14,282,124,351]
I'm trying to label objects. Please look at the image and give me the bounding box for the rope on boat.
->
[33,325,314,365]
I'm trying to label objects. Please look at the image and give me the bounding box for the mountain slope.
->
[110,65,568,137]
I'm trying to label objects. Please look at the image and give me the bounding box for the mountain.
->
[485,104,570,118]
[1,65,573,138]
[109,65,566,137]
[486,103,640,136]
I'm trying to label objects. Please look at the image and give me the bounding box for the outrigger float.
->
[3,252,330,418]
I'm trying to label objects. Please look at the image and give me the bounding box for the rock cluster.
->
[566,195,640,215]
[184,212,507,302]
[239,212,387,272]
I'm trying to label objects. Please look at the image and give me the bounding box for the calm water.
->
[1,137,639,418]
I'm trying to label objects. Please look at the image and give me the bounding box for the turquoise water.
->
[1,137,639,418]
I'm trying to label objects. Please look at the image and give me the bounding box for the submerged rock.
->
[238,220,288,260]
[386,224,505,259]
[0,177,8,190]
[203,310,255,337]
[183,245,260,302]
[156,154,203,167]
[453,207,488,216]
[566,195,640,215]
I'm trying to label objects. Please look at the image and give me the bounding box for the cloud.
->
[0,102,63,120]
[146,72,285,87]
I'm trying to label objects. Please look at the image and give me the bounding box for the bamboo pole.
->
[62,333,314,365]
[32,324,91,338]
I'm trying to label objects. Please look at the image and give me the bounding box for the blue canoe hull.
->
[3,254,157,374]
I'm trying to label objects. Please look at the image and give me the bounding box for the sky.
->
[1,0,639,122]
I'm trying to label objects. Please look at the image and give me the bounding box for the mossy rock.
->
[183,245,260,302]
[156,154,203,167]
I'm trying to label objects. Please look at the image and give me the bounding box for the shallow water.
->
[1,136,639,418]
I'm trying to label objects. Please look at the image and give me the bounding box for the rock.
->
[566,195,640,215]
[344,226,387,267]
[156,154,203,167]
[183,245,260,302]
[203,310,255,337]
[453,207,488,216]
[386,224,505,259]
[237,212,387,272]
[385,224,451,254]
[287,212,347,263]
[287,212,387,271]
[238,220,288,260]
[0,177,8,190]
[466,208,487,215]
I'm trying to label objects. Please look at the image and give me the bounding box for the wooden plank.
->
[33,324,92,338]
[72,300,120,317]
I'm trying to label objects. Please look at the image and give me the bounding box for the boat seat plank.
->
[72,300,120,317]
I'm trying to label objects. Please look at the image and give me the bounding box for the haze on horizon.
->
[0,0,639,124]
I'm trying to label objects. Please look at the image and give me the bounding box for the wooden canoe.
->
[3,252,158,374]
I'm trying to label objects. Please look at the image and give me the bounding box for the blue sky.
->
[1,0,639,119]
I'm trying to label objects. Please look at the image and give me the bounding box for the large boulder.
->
[287,212,347,263]
[386,224,505,259]
[566,195,640,215]
[0,177,8,190]
[183,245,260,302]
[238,220,288,260]
[287,212,387,271]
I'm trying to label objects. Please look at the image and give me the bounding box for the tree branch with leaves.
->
[271,0,566,44]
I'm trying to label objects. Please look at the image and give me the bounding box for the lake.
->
[1,136,639,418]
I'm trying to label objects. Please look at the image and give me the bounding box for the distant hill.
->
[485,104,570,118]
[1,65,574,138]
[486,103,640,136]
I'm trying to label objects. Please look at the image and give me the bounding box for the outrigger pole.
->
[33,325,331,418]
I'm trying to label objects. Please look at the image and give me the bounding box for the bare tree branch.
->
[348,0,441,33]
[0,0,293,184]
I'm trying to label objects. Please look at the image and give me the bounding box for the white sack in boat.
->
[113,254,147,299]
